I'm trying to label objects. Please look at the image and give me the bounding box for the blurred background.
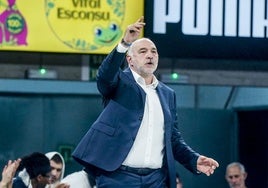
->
[0,1,267,188]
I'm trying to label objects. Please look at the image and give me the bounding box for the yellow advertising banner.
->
[0,0,144,54]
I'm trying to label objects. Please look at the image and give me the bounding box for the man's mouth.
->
[50,177,56,183]
[146,61,154,65]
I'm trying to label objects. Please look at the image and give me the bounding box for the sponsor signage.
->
[0,0,144,54]
[145,0,268,60]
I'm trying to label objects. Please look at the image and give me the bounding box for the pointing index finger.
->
[137,16,144,23]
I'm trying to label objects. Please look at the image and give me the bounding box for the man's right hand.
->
[122,16,145,44]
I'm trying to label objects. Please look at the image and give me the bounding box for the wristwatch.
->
[121,38,132,47]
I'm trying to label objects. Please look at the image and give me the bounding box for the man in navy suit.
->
[72,16,219,188]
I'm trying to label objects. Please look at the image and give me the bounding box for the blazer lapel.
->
[124,68,146,105]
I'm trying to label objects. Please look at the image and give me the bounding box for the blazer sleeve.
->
[96,47,126,98]
[170,90,200,174]
[171,127,200,174]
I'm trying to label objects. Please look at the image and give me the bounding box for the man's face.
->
[49,160,63,183]
[127,39,159,78]
[176,177,183,188]
[36,172,51,188]
[225,166,247,188]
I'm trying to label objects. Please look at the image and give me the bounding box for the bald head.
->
[127,38,156,56]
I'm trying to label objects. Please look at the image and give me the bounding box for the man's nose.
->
[51,169,57,175]
[231,179,237,183]
[147,54,153,59]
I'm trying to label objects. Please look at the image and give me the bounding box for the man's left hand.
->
[197,155,219,176]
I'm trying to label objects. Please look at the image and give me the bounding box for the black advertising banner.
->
[144,0,268,60]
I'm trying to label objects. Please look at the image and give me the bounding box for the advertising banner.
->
[0,0,144,54]
[145,0,268,60]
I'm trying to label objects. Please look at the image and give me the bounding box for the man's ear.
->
[36,174,43,181]
[126,55,131,62]
[126,56,133,66]
[243,172,248,180]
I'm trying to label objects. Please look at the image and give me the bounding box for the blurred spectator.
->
[60,169,96,188]
[12,152,51,188]
[176,173,183,188]
[0,159,21,188]
[225,162,248,188]
[45,152,65,188]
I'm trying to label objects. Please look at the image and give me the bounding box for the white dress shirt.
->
[122,70,165,169]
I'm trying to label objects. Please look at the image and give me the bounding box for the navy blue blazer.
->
[72,48,200,188]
